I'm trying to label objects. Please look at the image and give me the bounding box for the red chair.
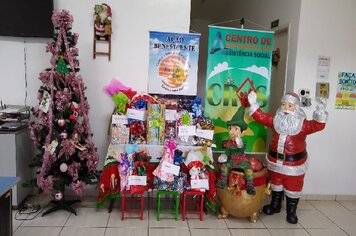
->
[121,190,145,220]
[180,190,205,221]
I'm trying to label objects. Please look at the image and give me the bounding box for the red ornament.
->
[69,102,79,122]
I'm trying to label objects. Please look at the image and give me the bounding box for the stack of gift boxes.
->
[110,93,215,148]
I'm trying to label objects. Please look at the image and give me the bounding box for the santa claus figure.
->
[248,91,328,224]
[94,4,112,40]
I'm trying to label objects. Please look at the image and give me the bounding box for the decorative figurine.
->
[216,104,268,222]
[216,106,256,195]
[94,3,112,40]
[93,3,112,60]
[248,91,328,224]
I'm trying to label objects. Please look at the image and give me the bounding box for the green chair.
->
[156,190,180,221]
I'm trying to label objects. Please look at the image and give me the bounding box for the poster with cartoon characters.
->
[205,26,274,152]
[148,31,200,95]
[335,72,356,110]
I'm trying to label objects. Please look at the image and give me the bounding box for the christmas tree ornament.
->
[60,131,68,139]
[48,139,59,155]
[55,191,63,201]
[69,102,79,122]
[60,163,68,172]
[56,56,69,73]
[58,119,65,127]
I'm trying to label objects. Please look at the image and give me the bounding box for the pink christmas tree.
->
[28,10,99,216]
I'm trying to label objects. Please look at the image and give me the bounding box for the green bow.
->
[151,118,163,128]
[181,113,190,125]
[113,92,128,114]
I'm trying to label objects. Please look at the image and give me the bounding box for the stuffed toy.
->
[184,149,204,167]
[189,166,200,180]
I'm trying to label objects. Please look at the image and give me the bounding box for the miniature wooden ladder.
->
[93,28,112,61]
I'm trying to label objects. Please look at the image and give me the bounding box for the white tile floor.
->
[12,196,356,236]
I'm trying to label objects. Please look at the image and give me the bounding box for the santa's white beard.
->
[273,107,306,135]
[99,12,108,22]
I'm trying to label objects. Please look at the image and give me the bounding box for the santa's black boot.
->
[286,196,299,224]
[263,191,283,215]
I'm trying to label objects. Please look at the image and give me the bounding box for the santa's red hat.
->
[102,3,112,17]
[187,161,204,170]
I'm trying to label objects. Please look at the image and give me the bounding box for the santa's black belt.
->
[269,150,307,162]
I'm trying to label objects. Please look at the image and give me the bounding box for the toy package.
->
[176,110,196,146]
[193,117,215,147]
[146,103,165,145]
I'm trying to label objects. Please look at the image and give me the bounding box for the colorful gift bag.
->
[152,140,177,182]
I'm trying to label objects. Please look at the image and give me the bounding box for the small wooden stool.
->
[121,190,145,220]
[156,190,179,221]
[180,190,204,221]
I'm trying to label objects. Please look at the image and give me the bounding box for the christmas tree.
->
[28,10,99,216]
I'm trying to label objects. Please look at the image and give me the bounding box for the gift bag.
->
[152,139,178,182]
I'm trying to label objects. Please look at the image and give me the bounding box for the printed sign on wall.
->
[335,72,356,110]
[148,31,200,95]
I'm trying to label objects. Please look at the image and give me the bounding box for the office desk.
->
[0,176,20,236]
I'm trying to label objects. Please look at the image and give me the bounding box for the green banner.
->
[205,26,274,153]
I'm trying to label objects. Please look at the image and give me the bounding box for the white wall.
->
[0,0,191,168]
[295,0,356,195]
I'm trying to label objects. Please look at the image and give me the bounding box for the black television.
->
[0,0,54,38]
